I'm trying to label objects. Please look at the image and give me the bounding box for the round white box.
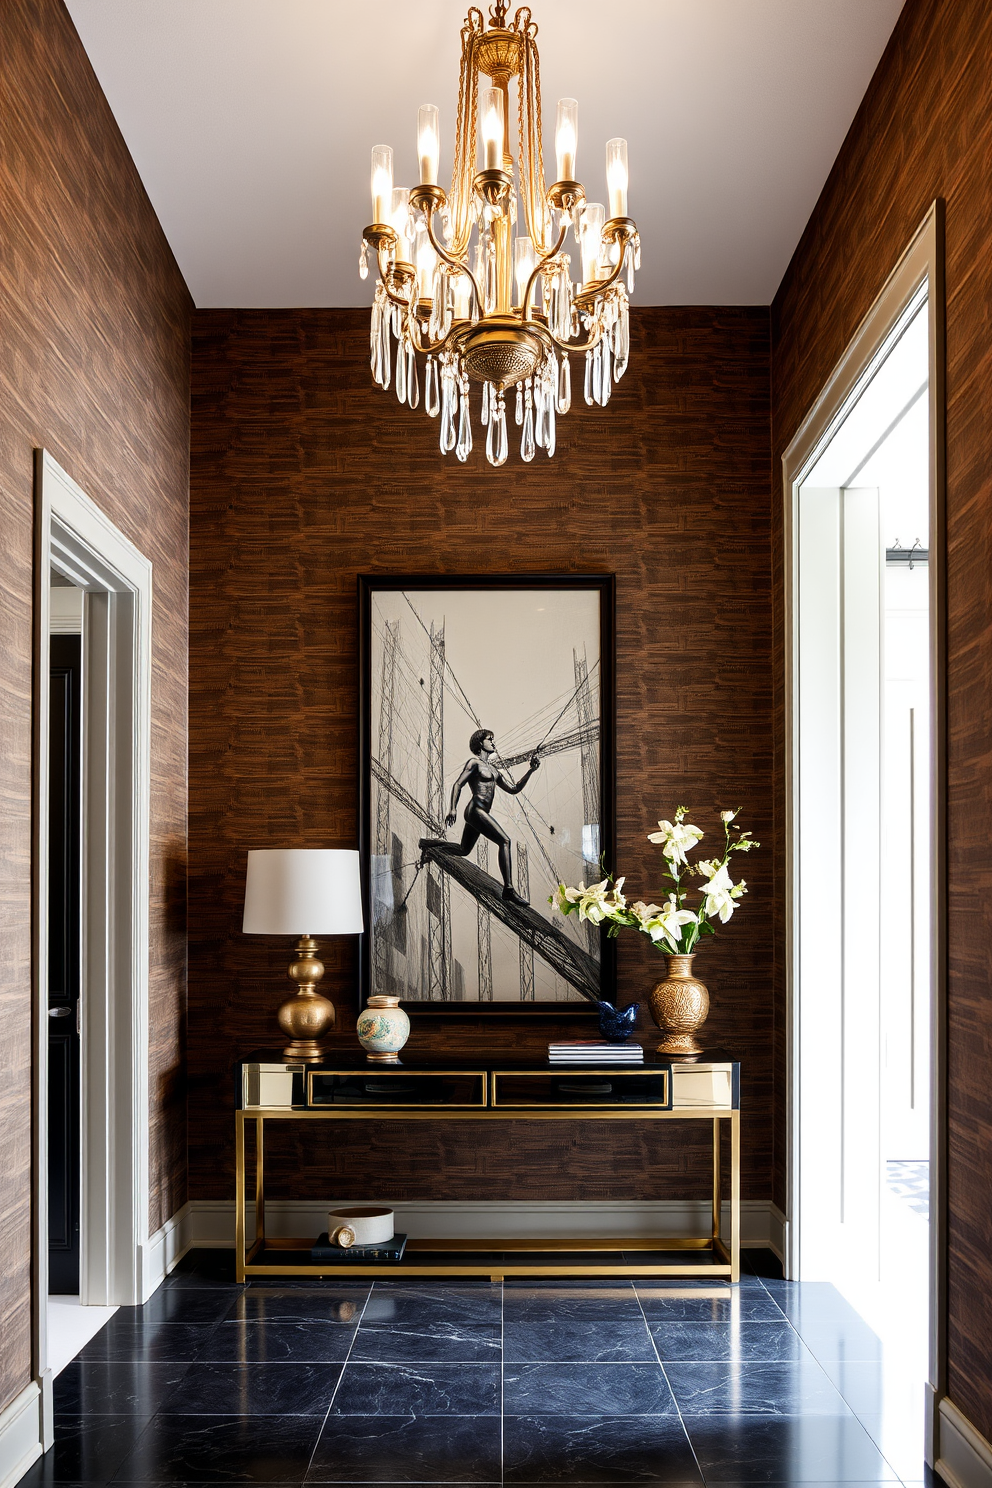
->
[327,1206,394,1245]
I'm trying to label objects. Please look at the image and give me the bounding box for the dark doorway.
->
[48,633,81,1294]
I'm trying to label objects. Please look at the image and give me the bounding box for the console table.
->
[235,1051,741,1282]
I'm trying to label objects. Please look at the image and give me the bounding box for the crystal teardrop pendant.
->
[425,356,439,418]
[407,344,419,409]
[515,381,524,427]
[481,380,491,427]
[546,399,556,457]
[439,363,457,453]
[495,394,508,466]
[485,403,497,465]
[534,378,546,450]
[591,341,602,405]
[379,314,391,391]
[599,341,612,406]
[521,389,535,462]
[359,241,369,281]
[584,349,594,407]
[557,353,571,414]
[456,379,473,462]
[395,336,407,404]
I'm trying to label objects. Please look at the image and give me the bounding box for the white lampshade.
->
[242,849,364,936]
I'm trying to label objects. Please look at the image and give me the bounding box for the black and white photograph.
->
[359,576,615,1008]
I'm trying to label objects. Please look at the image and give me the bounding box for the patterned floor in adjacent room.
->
[24,1251,938,1488]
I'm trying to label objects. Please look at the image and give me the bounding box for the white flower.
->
[629,899,664,927]
[699,862,745,923]
[644,895,698,952]
[647,818,704,866]
[720,809,738,823]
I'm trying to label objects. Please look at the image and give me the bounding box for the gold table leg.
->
[255,1114,265,1253]
[730,1108,741,1283]
[235,1111,246,1283]
[712,1116,721,1243]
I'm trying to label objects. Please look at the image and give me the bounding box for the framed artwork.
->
[358,574,616,1012]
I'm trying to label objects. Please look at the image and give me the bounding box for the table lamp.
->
[242,848,364,1060]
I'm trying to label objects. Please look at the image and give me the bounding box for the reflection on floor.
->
[22,1250,938,1487]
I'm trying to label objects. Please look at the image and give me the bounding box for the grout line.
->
[632,1285,705,1485]
[499,1274,505,1487]
[302,1281,376,1480]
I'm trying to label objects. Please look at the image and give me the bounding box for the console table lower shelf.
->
[234,1054,741,1283]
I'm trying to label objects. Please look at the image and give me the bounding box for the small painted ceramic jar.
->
[356,995,411,1062]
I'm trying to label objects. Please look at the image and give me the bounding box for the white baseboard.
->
[135,1203,194,1302]
[937,1397,992,1488]
[184,1198,786,1261]
[0,1382,42,1488]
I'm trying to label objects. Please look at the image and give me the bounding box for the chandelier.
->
[360,2,639,465]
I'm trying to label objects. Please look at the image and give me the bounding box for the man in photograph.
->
[435,727,541,905]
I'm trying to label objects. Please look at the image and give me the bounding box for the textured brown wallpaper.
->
[0,0,190,1412]
[770,0,992,1443]
[189,306,773,1208]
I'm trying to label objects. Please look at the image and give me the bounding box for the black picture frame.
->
[358,574,617,1014]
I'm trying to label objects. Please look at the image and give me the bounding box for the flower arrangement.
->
[552,806,758,956]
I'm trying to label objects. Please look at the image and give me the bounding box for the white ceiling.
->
[65,0,905,309]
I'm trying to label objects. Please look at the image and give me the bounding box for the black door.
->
[49,634,81,1294]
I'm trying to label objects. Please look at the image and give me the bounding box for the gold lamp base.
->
[277,934,335,1061]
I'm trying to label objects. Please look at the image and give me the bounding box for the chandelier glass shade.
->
[360,2,640,466]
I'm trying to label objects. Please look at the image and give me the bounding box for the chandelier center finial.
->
[361,4,640,465]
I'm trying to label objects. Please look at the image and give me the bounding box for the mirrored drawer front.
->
[308,1070,487,1107]
[492,1070,671,1107]
[242,1064,307,1109]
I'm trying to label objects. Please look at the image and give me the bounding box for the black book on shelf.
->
[310,1231,408,1262]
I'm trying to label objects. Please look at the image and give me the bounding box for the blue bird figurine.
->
[596,999,639,1043]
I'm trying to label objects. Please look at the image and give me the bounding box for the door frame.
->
[782,202,946,1459]
[32,450,153,1442]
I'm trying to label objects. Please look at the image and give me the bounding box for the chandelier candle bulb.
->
[606,137,629,218]
[514,235,536,309]
[555,97,578,181]
[580,202,605,286]
[417,103,440,185]
[389,187,411,252]
[481,87,505,171]
[370,144,393,225]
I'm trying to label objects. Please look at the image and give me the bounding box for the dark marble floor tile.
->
[503,1413,703,1483]
[17,1416,152,1483]
[504,1362,677,1415]
[77,1324,219,1364]
[682,1412,899,1482]
[780,1318,886,1364]
[502,1286,643,1323]
[665,1361,851,1416]
[361,1286,500,1327]
[163,1251,241,1288]
[226,1290,368,1326]
[650,1322,808,1364]
[163,1362,344,1415]
[350,1323,502,1362]
[740,1250,785,1281]
[306,1414,501,1481]
[139,1291,245,1328]
[54,1361,192,1416]
[198,1322,357,1363]
[504,1320,656,1363]
[113,1414,322,1482]
[635,1288,786,1324]
[332,1361,499,1415]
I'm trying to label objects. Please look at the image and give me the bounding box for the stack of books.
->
[548,1040,644,1064]
[311,1231,408,1262]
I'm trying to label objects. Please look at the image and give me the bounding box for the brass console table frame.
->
[234,1073,740,1283]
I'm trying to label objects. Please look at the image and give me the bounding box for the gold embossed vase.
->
[356,995,411,1063]
[649,954,710,1054]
